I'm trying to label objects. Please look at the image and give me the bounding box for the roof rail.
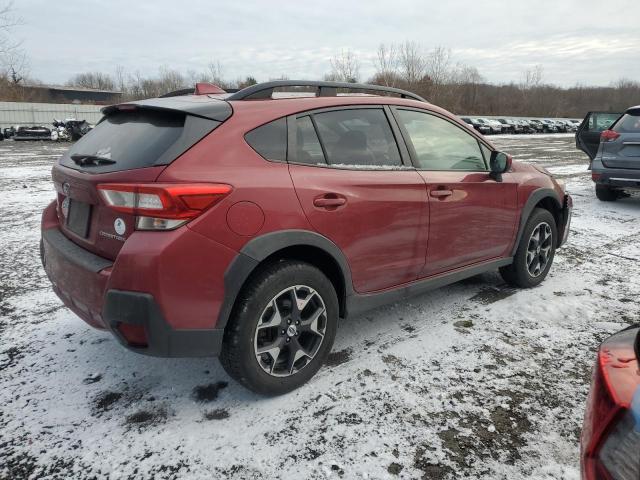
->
[226,80,426,102]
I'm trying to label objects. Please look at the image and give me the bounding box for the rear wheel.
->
[220,260,338,395]
[595,185,618,202]
[500,208,557,288]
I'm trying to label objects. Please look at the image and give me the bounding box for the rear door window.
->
[60,110,219,173]
[312,109,402,167]
[245,118,287,161]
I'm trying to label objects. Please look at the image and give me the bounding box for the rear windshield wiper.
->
[70,154,116,166]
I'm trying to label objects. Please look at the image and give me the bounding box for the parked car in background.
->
[496,118,516,134]
[539,119,558,133]
[13,125,52,141]
[577,107,638,201]
[519,119,537,134]
[553,120,567,133]
[528,119,545,133]
[476,118,502,134]
[40,80,572,394]
[3,127,15,139]
[581,324,639,480]
[487,118,504,134]
[460,116,491,135]
[561,120,577,132]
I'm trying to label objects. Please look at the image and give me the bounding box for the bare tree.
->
[426,46,452,86]
[375,43,399,87]
[327,49,360,83]
[207,61,226,86]
[398,41,427,86]
[521,64,544,89]
[114,65,126,92]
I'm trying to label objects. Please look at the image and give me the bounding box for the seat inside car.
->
[332,130,375,165]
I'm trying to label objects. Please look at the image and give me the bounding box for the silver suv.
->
[576,107,639,201]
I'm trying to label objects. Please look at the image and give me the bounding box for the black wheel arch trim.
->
[217,229,355,332]
[511,188,563,256]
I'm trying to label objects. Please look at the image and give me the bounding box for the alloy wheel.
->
[526,222,553,277]
[254,285,327,377]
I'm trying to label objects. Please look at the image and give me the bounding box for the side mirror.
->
[489,152,512,182]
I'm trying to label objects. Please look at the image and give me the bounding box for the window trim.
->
[389,106,492,172]
[286,105,414,170]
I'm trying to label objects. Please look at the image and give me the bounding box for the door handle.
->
[430,189,453,198]
[313,195,347,208]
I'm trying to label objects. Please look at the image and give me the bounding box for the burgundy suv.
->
[41,81,572,394]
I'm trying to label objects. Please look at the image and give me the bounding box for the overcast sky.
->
[14,0,640,87]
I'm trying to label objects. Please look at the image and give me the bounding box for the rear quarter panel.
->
[158,113,313,253]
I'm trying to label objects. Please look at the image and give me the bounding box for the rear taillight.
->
[592,173,602,182]
[601,130,621,142]
[97,183,232,231]
[581,328,640,480]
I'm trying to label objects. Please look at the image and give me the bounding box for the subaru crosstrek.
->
[41,80,572,394]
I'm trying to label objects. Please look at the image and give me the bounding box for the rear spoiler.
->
[101,95,232,122]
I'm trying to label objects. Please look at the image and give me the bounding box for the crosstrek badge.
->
[114,218,126,236]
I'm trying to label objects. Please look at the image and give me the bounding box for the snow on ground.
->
[1,136,639,480]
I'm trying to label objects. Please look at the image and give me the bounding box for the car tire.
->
[220,260,338,395]
[500,208,557,288]
[595,185,617,202]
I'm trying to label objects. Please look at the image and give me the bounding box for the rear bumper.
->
[102,290,224,357]
[41,200,235,357]
[593,168,640,190]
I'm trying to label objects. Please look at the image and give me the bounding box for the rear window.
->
[245,118,287,161]
[60,109,218,173]
[613,113,640,133]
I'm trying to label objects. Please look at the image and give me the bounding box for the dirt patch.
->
[204,409,230,420]
[0,346,22,371]
[125,407,168,426]
[470,286,516,305]
[93,391,123,413]
[454,320,473,329]
[82,373,102,385]
[192,382,228,402]
[414,445,456,480]
[325,348,351,367]
[382,354,404,367]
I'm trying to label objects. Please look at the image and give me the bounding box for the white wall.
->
[0,102,104,130]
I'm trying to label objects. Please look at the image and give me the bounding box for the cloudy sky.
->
[13,0,640,87]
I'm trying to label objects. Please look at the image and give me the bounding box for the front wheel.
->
[500,208,557,288]
[220,260,338,395]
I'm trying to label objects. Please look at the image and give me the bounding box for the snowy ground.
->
[1,134,639,480]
